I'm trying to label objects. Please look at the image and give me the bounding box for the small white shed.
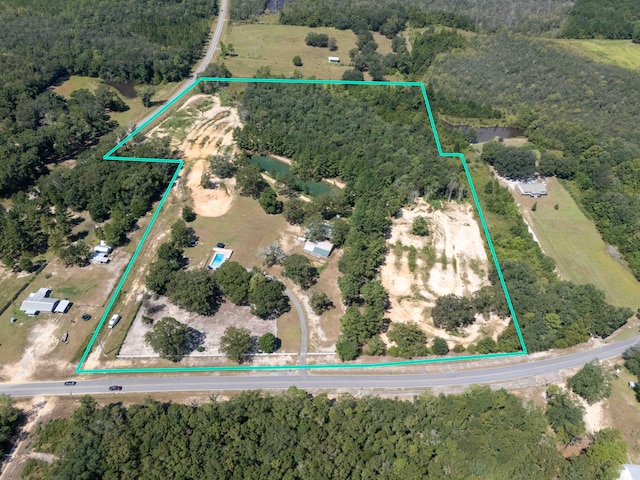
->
[94,240,112,254]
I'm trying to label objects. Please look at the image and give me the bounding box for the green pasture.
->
[522,178,640,309]
[222,23,392,79]
[54,76,180,126]
[557,39,640,71]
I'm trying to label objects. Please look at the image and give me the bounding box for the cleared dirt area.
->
[380,199,505,347]
[150,94,242,218]
[0,251,131,382]
[118,297,275,357]
[187,160,235,217]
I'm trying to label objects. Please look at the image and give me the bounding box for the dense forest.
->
[0,0,215,193]
[0,395,21,458]
[231,82,632,357]
[278,0,571,34]
[561,0,640,40]
[24,388,626,479]
[0,0,216,269]
[428,34,640,280]
[0,133,176,269]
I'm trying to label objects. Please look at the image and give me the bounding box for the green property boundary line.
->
[76,77,527,375]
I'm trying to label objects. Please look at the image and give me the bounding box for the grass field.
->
[53,76,180,126]
[606,367,640,463]
[557,39,640,71]
[222,22,393,79]
[190,194,290,269]
[514,177,640,309]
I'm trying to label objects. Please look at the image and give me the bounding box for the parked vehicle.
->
[108,314,120,328]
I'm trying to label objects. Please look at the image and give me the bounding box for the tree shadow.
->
[186,327,206,354]
[71,216,85,226]
[69,229,89,242]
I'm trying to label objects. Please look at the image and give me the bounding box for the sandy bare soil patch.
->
[186,160,235,217]
[118,297,276,357]
[583,399,608,434]
[151,94,242,161]
[2,319,60,382]
[380,199,505,347]
[150,94,242,217]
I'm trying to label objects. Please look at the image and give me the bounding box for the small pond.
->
[250,156,337,197]
[107,82,137,99]
[444,123,524,143]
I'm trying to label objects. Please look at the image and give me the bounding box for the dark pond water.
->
[250,156,337,197]
[444,123,524,143]
[107,82,137,99]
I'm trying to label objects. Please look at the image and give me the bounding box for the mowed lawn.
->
[516,177,640,309]
[557,39,640,71]
[54,76,179,126]
[222,23,393,79]
[190,195,290,270]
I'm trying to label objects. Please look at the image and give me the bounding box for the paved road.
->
[2,335,638,397]
[285,288,308,368]
[134,0,228,129]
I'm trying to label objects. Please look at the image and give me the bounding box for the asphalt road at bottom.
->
[1,335,638,397]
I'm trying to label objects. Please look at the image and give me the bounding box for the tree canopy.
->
[214,261,251,305]
[32,386,625,479]
[283,254,318,289]
[432,294,476,331]
[145,317,191,362]
[567,360,612,405]
[248,272,290,319]
[220,326,253,363]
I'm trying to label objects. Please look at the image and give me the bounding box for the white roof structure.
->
[94,240,112,253]
[517,182,547,197]
[20,288,59,316]
[619,464,640,480]
[91,252,110,263]
[303,240,334,258]
[54,300,71,313]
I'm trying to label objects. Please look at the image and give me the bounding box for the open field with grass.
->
[0,269,34,314]
[512,177,640,309]
[222,22,393,79]
[53,76,179,126]
[556,39,640,71]
[190,195,290,269]
[605,366,640,463]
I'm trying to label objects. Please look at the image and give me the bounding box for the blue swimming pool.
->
[209,253,225,268]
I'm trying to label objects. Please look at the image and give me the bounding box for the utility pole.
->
[97,335,108,357]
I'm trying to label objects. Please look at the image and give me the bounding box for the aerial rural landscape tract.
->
[2,0,640,477]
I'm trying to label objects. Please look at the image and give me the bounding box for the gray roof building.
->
[303,240,334,259]
[91,252,110,263]
[517,182,547,197]
[20,288,59,316]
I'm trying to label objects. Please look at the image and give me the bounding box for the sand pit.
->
[380,199,505,346]
[186,160,235,217]
[150,94,242,161]
[150,94,242,217]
